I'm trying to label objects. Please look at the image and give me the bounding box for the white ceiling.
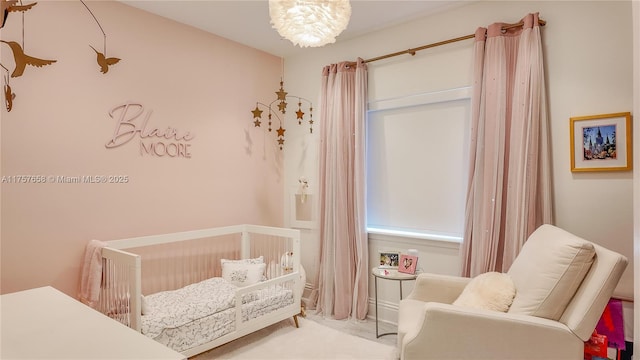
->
[119,1,465,58]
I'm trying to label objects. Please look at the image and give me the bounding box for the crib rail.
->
[98,247,141,330]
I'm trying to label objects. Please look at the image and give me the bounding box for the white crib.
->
[95,224,301,357]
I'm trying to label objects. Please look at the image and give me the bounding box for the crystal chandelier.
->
[268,0,352,48]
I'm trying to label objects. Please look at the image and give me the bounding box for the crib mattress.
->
[142,277,294,353]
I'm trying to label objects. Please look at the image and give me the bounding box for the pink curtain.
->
[315,59,368,320]
[461,13,553,277]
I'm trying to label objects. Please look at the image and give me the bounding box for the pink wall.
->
[0,1,284,296]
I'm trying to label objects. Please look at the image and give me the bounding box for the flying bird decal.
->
[0,0,17,28]
[7,1,36,13]
[89,45,120,74]
[0,40,57,77]
[4,75,15,112]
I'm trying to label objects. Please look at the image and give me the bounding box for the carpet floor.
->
[190,316,397,360]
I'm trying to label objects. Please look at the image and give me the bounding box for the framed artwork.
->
[398,254,418,274]
[290,188,314,229]
[570,112,632,172]
[378,251,399,269]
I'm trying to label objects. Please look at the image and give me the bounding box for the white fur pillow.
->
[452,272,516,312]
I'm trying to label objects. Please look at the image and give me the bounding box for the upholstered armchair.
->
[397,224,628,360]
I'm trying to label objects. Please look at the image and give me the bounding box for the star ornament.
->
[276,88,287,100]
[251,106,263,119]
[296,109,305,119]
[278,100,287,113]
[253,119,262,127]
[276,80,288,100]
[276,126,286,137]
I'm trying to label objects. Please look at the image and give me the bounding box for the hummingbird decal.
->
[89,45,120,74]
[0,40,57,78]
[1,1,36,28]
[3,74,15,112]
[0,0,17,28]
[7,1,36,12]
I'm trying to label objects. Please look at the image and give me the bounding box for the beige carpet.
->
[191,317,397,360]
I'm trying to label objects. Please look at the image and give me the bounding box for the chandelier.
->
[268,0,352,48]
[251,79,313,150]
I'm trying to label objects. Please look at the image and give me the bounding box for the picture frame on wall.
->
[378,251,399,269]
[398,254,418,274]
[570,112,633,172]
[290,187,314,229]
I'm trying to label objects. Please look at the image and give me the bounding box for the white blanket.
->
[142,278,238,338]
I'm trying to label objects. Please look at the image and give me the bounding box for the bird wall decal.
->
[0,40,57,77]
[7,1,36,13]
[0,0,16,28]
[89,45,120,74]
[81,0,121,75]
[3,73,15,112]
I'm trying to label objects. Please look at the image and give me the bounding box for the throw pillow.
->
[221,261,266,287]
[453,272,516,312]
[220,256,264,265]
[141,295,149,315]
[507,224,596,320]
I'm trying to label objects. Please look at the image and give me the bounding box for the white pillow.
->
[221,261,266,287]
[453,272,516,312]
[141,295,150,315]
[220,256,264,265]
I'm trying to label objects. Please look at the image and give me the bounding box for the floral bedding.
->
[141,277,294,352]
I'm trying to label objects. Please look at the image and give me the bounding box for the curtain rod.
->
[361,18,546,64]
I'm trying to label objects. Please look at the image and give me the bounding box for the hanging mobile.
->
[250,79,313,150]
[81,0,120,74]
[0,1,56,79]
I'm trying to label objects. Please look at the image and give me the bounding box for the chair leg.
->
[293,314,299,328]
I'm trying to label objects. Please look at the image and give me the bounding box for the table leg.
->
[376,278,404,338]
[374,275,380,338]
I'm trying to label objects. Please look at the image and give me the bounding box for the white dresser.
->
[1,286,185,359]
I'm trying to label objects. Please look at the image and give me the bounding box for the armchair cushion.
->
[401,302,583,360]
[452,272,516,312]
[507,224,596,320]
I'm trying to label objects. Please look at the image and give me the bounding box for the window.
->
[366,88,470,240]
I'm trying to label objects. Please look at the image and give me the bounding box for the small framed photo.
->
[570,112,632,172]
[378,251,399,269]
[398,254,418,274]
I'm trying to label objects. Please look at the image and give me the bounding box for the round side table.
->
[371,267,418,338]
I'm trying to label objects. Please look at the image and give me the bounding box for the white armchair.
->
[397,224,628,360]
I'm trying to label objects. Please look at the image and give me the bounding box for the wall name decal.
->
[106,102,195,158]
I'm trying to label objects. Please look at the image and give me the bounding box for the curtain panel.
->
[316,59,369,320]
[461,13,553,276]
